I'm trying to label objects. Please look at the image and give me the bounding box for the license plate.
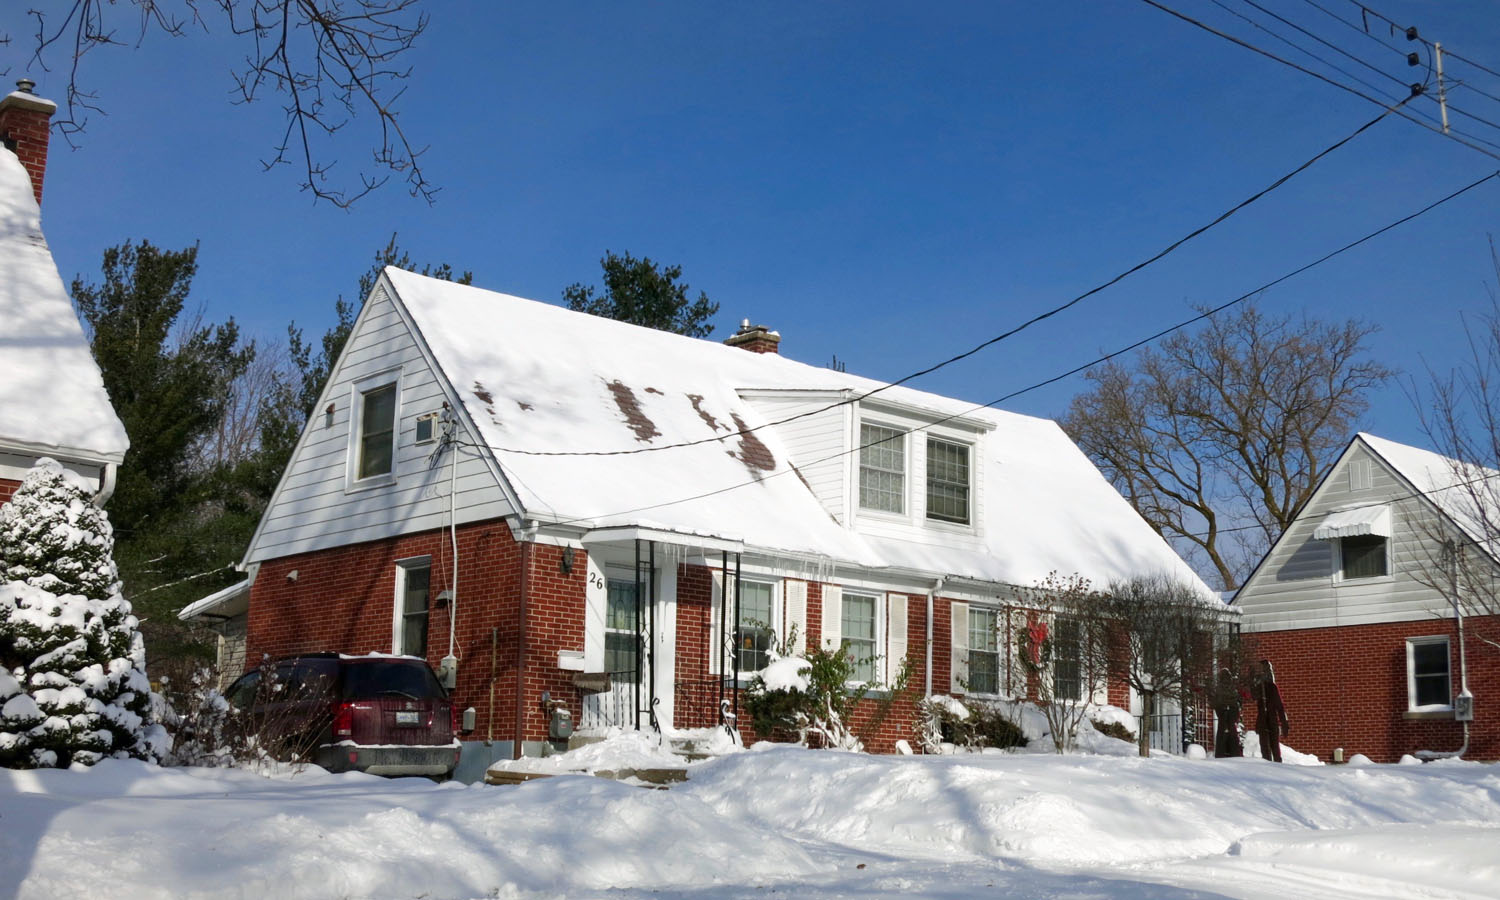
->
[395,711,421,726]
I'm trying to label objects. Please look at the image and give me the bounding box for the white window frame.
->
[858,422,907,517]
[840,589,883,685]
[732,577,780,675]
[1406,635,1452,712]
[925,436,972,526]
[392,556,432,657]
[965,605,1001,696]
[414,411,439,445]
[347,369,401,491]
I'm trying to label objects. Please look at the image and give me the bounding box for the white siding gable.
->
[738,390,850,523]
[1236,439,1466,631]
[245,285,514,563]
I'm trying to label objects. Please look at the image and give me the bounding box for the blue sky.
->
[11,1,1500,447]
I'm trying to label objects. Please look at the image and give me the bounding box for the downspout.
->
[91,462,117,507]
[513,521,533,759]
[1419,540,1472,760]
[925,576,946,698]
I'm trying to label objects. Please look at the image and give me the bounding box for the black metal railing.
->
[675,676,736,729]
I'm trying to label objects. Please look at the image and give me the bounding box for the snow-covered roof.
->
[1359,432,1500,560]
[0,148,128,462]
[385,267,1213,594]
[178,578,250,621]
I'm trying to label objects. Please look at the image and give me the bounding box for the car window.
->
[340,662,445,700]
[290,659,338,699]
[225,671,260,709]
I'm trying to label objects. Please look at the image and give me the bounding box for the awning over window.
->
[1312,505,1391,541]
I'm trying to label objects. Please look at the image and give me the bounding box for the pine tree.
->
[563,251,720,338]
[0,459,165,767]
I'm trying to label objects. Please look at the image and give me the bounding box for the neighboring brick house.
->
[0,80,128,506]
[1234,434,1499,763]
[210,266,1212,776]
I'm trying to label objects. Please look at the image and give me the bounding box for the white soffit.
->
[1312,505,1391,541]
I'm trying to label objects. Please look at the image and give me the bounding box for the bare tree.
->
[11,1,433,207]
[191,339,289,471]
[1016,573,1109,754]
[1063,303,1393,590]
[1089,575,1225,756]
[1413,240,1500,651]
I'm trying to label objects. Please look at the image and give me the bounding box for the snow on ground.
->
[2,747,1498,899]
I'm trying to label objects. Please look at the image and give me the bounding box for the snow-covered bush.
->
[0,459,166,767]
[157,666,236,767]
[916,695,1025,753]
[743,628,910,752]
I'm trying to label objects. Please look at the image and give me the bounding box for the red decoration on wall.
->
[1028,621,1049,664]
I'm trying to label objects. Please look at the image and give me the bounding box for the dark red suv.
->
[226,654,462,778]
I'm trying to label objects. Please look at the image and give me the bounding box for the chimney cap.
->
[14,79,35,94]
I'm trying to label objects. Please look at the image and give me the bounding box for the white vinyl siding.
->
[1236,441,1483,631]
[245,286,513,564]
[738,391,849,522]
[859,424,905,514]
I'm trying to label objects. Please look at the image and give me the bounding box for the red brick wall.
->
[247,521,529,744]
[0,100,52,205]
[0,477,19,506]
[1249,615,1500,763]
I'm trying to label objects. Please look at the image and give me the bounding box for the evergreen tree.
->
[0,460,165,767]
[563,251,720,338]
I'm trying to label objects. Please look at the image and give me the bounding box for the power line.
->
[1136,0,1500,164]
[1345,0,1500,80]
[1299,0,1411,60]
[495,96,1412,459]
[538,170,1499,530]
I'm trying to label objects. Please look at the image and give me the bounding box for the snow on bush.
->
[0,459,166,767]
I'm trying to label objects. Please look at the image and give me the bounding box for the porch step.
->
[567,734,608,752]
[484,770,555,786]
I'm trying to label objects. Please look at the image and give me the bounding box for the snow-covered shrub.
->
[917,695,1025,753]
[1090,717,1134,743]
[0,459,166,767]
[743,626,910,752]
[157,666,236,767]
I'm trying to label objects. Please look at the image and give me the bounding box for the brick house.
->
[210,267,1213,776]
[0,80,128,506]
[1234,434,1499,762]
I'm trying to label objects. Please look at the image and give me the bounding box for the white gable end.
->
[244,284,514,564]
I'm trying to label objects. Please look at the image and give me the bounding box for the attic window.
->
[415,412,438,445]
[348,372,401,489]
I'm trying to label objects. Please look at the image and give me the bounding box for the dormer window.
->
[926,438,970,525]
[859,423,905,514]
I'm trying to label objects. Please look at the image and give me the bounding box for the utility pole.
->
[1435,42,1450,135]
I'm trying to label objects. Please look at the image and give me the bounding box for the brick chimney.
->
[724,318,781,354]
[0,79,57,207]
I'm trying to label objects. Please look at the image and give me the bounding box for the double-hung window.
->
[967,607,999,694]
[926,438,970,524]
[736,580,776,673]
[1407,636,1451,710]
[394,559,431,658]
[859,424,905,514]
[841,592,879,682]
[351,376,399,485]
[1052,616,1082,701]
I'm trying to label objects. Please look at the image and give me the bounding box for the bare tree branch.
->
[1062,303,1393,590]
[17,1,434,206]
